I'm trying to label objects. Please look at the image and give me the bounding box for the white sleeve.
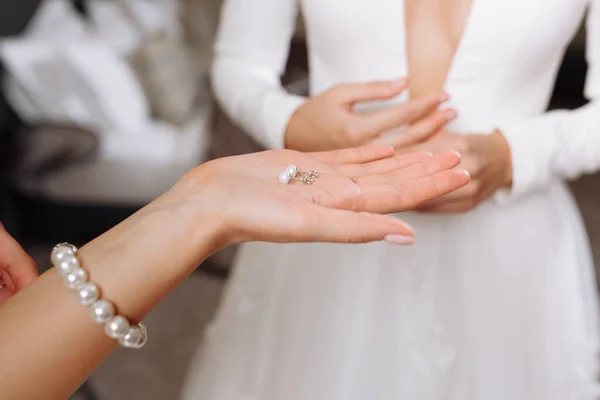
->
[210,0,306,149]
[495,1,600,202]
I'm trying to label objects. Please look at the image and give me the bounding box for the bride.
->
[183,0,600,399]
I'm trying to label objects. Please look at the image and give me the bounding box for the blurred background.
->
[0,1,598,399]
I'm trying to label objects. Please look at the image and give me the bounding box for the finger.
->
[0,226,39,290]
[418,181,475,206]
[412,156,479,207]
[297,206,415,244]
[7,256,38,290]
[0,284,12,303]
[417,184,495,212]
[396,150,463,179]
[354,169,471,213]
[356,150,462,186]
[332,78,408,104]
[373,109,457,148]
[398,132,469,156]
[357,92,449,138]
[311,145,394,165]
[336,151,432,177]
[0,269,16,304]
[0,269,16,292]
[416,200,475,213]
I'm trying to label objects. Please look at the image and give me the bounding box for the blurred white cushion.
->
[18,0,88,41]
[17,103,214,205]
[0,38,150,134]
[62,41,150,134]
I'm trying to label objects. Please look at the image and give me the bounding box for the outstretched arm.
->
[0,146,468,399]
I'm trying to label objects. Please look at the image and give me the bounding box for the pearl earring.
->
[279,165,320,185]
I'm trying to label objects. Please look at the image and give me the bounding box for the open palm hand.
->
[169,145,469,246]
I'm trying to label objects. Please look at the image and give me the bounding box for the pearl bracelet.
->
[51,243,147,349]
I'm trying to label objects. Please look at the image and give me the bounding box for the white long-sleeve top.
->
[212,0,600,201]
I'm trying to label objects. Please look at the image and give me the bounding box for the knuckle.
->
[342,213,371,243]
[433,112,449,125]
[453,137,469,152]
[341,121,363,144]
[468,159,481,174]
[327,85,345,101]
[413,150,434,159]
[394,183,411,205]
[467,182,479,196]
[461,136,472,151]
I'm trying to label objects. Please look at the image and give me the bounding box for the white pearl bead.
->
[51,244,76,268]
[63,268,88,289]
[286,165,298,178]
[105,316,130,339]
[90,300,115,324]
[119,325,144,348]
[56,254,80,276]
[76,283,100,306]
[279,170,291,184]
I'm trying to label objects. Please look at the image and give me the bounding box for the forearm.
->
[212,57,305,149]
[0,196,219,400]
[211,0,303,149]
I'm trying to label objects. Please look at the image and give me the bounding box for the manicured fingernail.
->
[438,91,450,102]
[449,150,462,159]
[384,234,415,245]
[445,109,458,120]
[458,168,471,179]
[390,78,407,91]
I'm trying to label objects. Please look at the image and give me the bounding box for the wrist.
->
[284,110,303,151]
[75,164,227,319]
[492,129,513,188]
[76,206,219,320]
[150,162,229,260]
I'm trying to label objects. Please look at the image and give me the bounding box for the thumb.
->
[333,78,407,104]
[7,255,38,290]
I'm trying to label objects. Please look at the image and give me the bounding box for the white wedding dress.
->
[182,0,600,399]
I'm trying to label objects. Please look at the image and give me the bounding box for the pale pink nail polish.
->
[438,91,450,102]
[390,78,407,91]
[446,109,458,120]
[384,234,415,245]
[458,168,471,179]
[449,150,462,159]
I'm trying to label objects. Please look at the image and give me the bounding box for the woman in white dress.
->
[182,0,600,399]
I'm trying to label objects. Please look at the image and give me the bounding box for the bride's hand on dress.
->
[399,129,512,212]
[160,145,470,249]
[0,223,38,304]
[284,78,456,152]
